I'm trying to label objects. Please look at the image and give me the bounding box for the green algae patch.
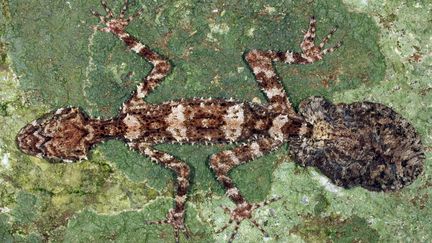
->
[291,214,380,242]
[11,192,40,226]
[0,215,14,243]
[63,199,214,243]
[313,192,330,215]
[230,146,287,202]
[1,0,431,242]
[0,212,43,243]
[98,140,172,190]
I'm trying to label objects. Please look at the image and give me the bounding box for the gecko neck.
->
[88,118,123,142]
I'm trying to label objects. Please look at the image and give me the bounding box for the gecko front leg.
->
[129,142,191,243]
[209,138,283,242]
[91,0,172,112]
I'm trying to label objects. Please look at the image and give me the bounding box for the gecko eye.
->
[16,107,94,162]
[289,96,425,191]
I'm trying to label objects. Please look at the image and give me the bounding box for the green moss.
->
[291,214,380,242]
[11,192,39,226]
[0,215,14,243]
[0,196,43,243]
[313,193,330,215]
[63,200,213,243]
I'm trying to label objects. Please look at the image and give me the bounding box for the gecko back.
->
[289,96,424,191]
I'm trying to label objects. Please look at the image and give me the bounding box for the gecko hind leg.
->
[300,16,317,51]
[300,16,342,61]
[209,138,282,242]
[129,143,191,243]
[100,0,114,18]
[91,0,142,27]
[244,17,342,115]
[216,197,281,242]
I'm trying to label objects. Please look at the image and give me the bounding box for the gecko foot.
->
[299,16,342,62]
[90,0,143,33]
[145,209,191,243]
[216,197,281,243]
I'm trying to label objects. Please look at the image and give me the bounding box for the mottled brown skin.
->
[16,1,424,243]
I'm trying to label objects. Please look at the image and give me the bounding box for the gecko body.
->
[16,1,425,242]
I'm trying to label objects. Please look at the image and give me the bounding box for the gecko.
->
[16,1,425,242]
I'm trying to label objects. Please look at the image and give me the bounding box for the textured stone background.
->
[0,0,431,242]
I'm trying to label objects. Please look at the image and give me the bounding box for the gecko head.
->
[289,96,424,191]
[16,107,96,162]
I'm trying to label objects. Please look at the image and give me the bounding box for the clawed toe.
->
[300,16,342,62]
[216,197,281,242]
[145,210,191,243]
[90,0,143,33]
[318,26,337,48]
[322,41,342,55]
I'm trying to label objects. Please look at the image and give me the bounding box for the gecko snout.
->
[17,107,95,162]
[17,119,46,158]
